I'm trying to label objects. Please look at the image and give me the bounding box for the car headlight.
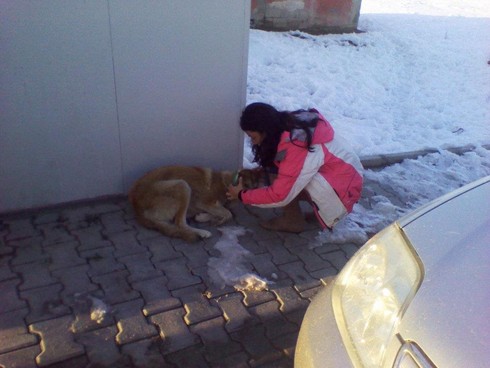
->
[332,224,423,368]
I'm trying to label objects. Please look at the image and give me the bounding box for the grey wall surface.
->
[0,1,250,213]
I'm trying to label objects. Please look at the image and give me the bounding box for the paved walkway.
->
[0,175,396,368]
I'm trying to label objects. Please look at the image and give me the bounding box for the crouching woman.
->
[227,102,363,233]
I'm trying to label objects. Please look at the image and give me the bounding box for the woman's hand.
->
[226,177,243,201]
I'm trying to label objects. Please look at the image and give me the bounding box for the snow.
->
[213,1,490,288]
[245,1,490,160]
[208,226,271,291]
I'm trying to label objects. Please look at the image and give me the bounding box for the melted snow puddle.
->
[207,226,271,291]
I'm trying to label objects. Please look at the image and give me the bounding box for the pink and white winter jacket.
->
[241,111,363,228]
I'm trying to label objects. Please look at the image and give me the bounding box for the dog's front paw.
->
[195,229,212,239]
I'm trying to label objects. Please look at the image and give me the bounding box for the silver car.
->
[295,175,490,368]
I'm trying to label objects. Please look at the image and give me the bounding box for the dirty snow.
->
[208,226,271,291]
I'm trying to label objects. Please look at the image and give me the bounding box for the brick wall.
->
[251,0,362,34]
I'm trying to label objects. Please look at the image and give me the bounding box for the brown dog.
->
[129,166,259,242]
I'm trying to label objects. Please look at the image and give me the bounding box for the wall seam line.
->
[107,0,126,194]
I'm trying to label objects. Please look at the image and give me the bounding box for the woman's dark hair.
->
[240,102,318,167]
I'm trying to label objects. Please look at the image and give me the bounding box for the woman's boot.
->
[259,197,307,233]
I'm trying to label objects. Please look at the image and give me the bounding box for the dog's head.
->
[236,168,264,189]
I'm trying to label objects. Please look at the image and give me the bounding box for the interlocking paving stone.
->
[10,237,49,266]
[13,261,57,291]
[190,316,243,363]
[312,242,344,256]
[114,298,158,345]
[259,356,294,368]
[0,344,41,368]
[3,218,40,241]
[37,223,76,246]
[133,223,163,242]
[230,321,283,367]
[0,279,27,313]
[29,315,85,366]
[52,264,99,302]
[270,281,310,315]
[250,226,283,243]
[321,249,349,271]
[99,212,134,235]
[229,201,258,227]
[72,227,112,252]
[299,285,322,301]
[0,238,14,257]
[155,258,202,290]
[32,212,63,226]
[44,241,86,271]
[119,252,162,283]
[298,228,320,243]
[341,242,362,258]
[172,285,222,325]
[238,236,268,255]
[121,337,171,368]
[61,206,103,230]
[21,283,70,324]
[309,266,338,283]
[278,261,321,292]
[0,308,38,354]
[150,308,200,354]
[75,325,121,367]
[110,230,148,258]
[209,351,250,368]
[249,300,298,340]
[142,237,182,262]
[287,245,331,272]
[0,221,7,235]
[240,289,276,307]
[258,238,298,265]
[271,332,298,361]
[46,355,90,368]
[91,270,140,305]
[249,252,284,281]
[81,247,125,277]
[216,293,255,333]
[91,201,127,214]
[283,309,307,327]
[173,242,211,270]
[0,256,15,282]
[190,265,236,298]
[131,276,181,316]
[280,232,310,250]
[164,345,209,368]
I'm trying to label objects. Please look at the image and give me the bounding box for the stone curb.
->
[360,144,490,169]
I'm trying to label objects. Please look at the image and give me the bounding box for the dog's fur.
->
[129,165,259,242]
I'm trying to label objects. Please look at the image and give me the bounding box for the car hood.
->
[394,176,490,367]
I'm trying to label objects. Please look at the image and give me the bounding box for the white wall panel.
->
[0,1,249,212]
[109,1,249,189]
[0,1,122,211]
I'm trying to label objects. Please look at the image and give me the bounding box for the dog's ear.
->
[239,168,263,189]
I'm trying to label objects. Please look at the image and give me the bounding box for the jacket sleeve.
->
[241,139,324,208]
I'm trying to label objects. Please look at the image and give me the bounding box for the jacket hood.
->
[285,113,334,144]
[311,119,334,144]
[288,112,335,146]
